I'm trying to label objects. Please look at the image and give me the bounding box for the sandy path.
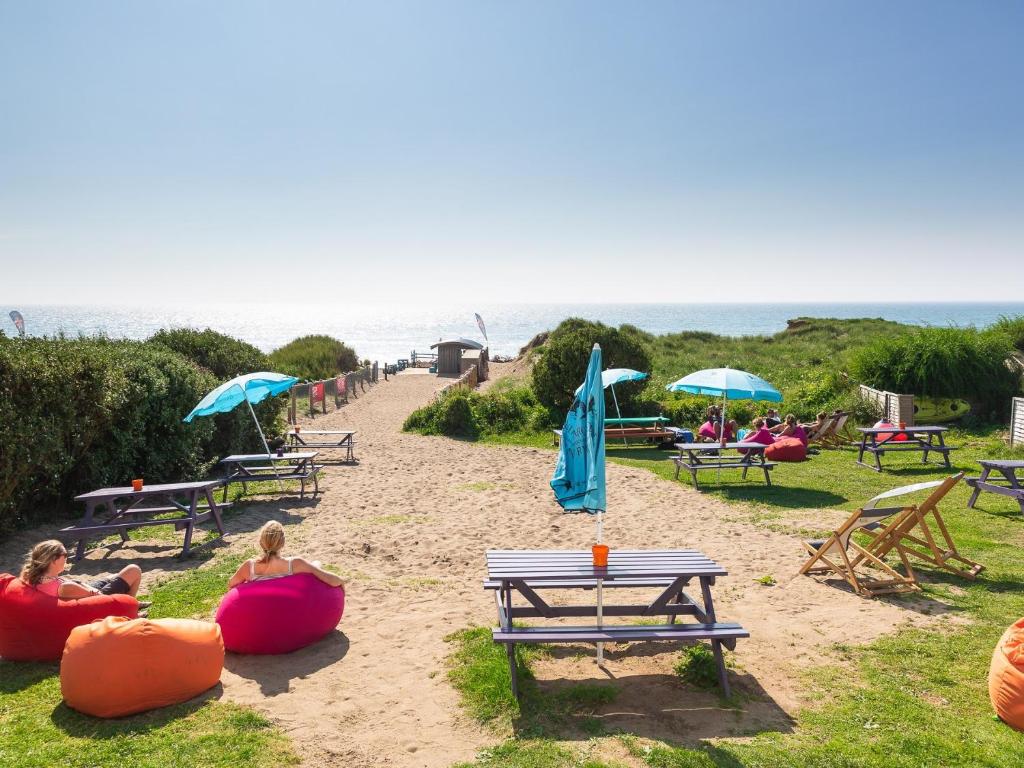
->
[1,367,941,767]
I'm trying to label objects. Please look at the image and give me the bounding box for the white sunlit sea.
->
[4,302,1023,365]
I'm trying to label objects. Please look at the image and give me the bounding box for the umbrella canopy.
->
[665,367,782,402]
[184,372,298,423]
[574,368,648,396]
[551,344,606,516]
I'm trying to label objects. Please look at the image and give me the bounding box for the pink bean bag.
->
[0,573,138,661]
[765,437,807,462]
[215,573,344,654]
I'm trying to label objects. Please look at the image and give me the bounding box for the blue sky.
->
[1,2,1021,304]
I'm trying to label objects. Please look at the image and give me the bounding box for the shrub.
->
[149,328,283,457]
[990,315,1024,354]
[404,385,549,438]
[531,318,651,413]
[0,336,218,533]
[269,335,359,381]
[850,327,1020,420]
[673,644,721,689]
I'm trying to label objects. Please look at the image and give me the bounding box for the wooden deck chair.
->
[859,472,984,580]
[806,415,837,446]
[798,503,920,597]
[821,412,852,448]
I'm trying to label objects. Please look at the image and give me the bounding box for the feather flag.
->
[9,310,25,337]
[474,312,488,342]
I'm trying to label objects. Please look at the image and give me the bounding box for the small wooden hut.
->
[431,337,484,377]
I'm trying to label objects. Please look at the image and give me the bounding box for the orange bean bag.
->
[989,617,1024,730]
[61,616,224,718]
[764,437,807,462]
[0,573,138,661]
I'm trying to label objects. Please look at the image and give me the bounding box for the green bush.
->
[990,315,1024,354]
[850,327,1020,420]
[531,318,651,413]
[269,335,359,381]
[404,385,549,438]
[438,391,478,438]
[149,328,283,457]
[0,336,218,533]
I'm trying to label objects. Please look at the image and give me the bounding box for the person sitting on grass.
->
[697,409,736,442]
[228,521,345,589]
[21,540,151,611]
[769,413,809,445]
[764,408,782,428]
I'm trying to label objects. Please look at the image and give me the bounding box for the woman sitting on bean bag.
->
[769,413,808,446]
[739,417,775,454]
[22,540,151,612]
[228,521,345,589]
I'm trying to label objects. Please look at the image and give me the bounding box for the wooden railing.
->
[858,384,915,426]
[287,363,379,423]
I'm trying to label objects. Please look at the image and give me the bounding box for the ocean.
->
[4,302,1023,365]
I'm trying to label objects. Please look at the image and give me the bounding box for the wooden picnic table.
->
[287,429,357,463]
[219,452,323,500]
[672,441,775,488]
[855,426,954,472]
[485,549,747,697]
[966,459,1024,515]
[63,480,227,561]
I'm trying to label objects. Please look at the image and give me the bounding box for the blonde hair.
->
[785,413,797,426]
[752,417,765,429]
[20,540,67,585]
[258,521,286,563]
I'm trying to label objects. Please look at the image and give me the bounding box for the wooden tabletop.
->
[486,549,727,580]
[605,417,669,426]
[288,430,356,436]
[220,452,318,463]
[75,480,222,502]
[857,426,948,434]
[978,459,1024,469]
[674,441,767,451]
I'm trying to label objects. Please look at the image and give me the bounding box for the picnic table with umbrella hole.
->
[61,480,229,561]
[286,429,357,463]
[219,452,324,500]
[672,441,776,488]
[485,549,748,698]
[966,459,1024,515]
[855,425,955,472]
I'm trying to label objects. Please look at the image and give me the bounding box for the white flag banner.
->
[9,310,25,337]
[474,312,488,342]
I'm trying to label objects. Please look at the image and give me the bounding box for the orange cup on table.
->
[592,544,609,567]
[898,421,906,430]
[131,478,143,492]
[294,425,301,434]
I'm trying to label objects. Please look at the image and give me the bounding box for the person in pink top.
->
[770,413,808,445]
[19,540,150,610]
[744,417,775,446]
[698,415,736,442]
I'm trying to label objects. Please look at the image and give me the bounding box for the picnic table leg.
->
[204,488,225,538]
[857,435,867,465]
[967,467,990,508]
[506,642,520,699]
[73,502,98,561]
[873,444,883,472]
[763,464,772,487]
[711,640,731,697]
[181,491,198,557]
[939,433,952,469]
[690,467,699,489]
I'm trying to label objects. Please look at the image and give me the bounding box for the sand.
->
[0,363,947,767]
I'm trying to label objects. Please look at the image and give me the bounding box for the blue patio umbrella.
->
[666,367,781,443]
[184,371,298,457]
[552,344,608,663]
[574,368,648,421]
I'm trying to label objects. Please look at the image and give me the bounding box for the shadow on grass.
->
[223,629,350,696]
[0,660,58,694]
[707,485,847,509]
[50,683,224,737]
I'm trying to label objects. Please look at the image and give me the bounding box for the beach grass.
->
[0,550,299,768]
[458,427,1024,767]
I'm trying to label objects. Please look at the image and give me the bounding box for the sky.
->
[1,1,1022,305]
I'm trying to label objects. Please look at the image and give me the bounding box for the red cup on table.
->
[294,425,301,434]
[592,544,609,567]
[131,478,143,492]
[898,421,906,430]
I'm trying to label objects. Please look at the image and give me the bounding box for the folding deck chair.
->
[805,415,837,447]
[798,496,920,597]
[858,472,984,580]
[820,412,852,448]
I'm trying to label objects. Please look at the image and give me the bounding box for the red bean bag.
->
[0,573,138,662]
[989,617,1024,730]
[61,616,224,718]
[874,422,908,443]
[215,573,344,654]
[764,437,807,462]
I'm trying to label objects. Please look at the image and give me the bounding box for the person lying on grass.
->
[228,521,345,589]
[21,539,151,610]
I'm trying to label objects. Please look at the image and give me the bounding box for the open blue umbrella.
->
[184,371,298,457]
[666,367,781,443]
[574,368,648,421]
[552,344,608,663]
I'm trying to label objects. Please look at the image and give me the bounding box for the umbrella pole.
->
[244,394,284,492]
[610,385,627,446]
[596,509,604,665]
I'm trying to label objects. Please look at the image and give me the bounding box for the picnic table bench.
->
[966,459,1024,515]
[552,417,676,447]
[219,452,323,500]
[287,429,357,463]
[486,549,747,697]
[62,480,229,561]
[672,442,775,488]
[856,426,954,472]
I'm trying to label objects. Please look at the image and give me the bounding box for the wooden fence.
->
[1012,397,1024,448]
[858,384,915,426]
[287,363,379,424]
[439,365,478,397]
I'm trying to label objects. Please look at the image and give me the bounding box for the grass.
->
[453,424,1024,766]
[0,550,300,768]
